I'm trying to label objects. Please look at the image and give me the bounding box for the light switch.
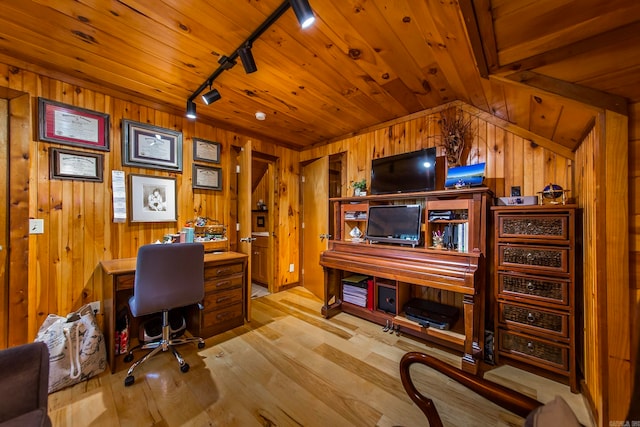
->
[29,219,44,234]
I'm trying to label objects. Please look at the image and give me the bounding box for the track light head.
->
[186,100,197,119]
[202,88,222,105]
[238,45,258,74]
[290,0,315,29]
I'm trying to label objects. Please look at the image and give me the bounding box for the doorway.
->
[250,153,276,298]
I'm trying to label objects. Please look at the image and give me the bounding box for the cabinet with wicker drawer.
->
[492,205,578,392]
[187,257,246,339]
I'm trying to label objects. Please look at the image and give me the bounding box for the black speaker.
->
[377,286,396,314]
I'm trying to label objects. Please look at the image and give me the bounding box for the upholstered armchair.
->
[0,342,51,427]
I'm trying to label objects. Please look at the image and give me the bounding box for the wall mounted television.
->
[365,204,422,247]
[370,147,437,195]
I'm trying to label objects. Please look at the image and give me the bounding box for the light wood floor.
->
[48,287,594,426]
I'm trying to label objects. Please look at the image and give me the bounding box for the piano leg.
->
[321,267,342,318]
[462,294,481,374]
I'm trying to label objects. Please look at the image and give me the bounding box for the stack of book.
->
[342,274,373,309]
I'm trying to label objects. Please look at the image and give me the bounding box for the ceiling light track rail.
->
[186,0,314,119]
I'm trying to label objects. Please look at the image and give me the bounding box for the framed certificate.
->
[193,138,221,164]
[122,119,183,172]
[38,98,110,151]
[49,147,104,182]
[193,164,222,190]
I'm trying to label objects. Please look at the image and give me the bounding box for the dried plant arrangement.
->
[438,108,474,167]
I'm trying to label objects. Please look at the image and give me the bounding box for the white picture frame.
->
[129,174,177,222]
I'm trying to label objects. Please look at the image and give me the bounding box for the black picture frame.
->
[38,98,110,151]
[122,119,182,172]
[49,147,104,182]
[192,164,222,191]
[193,138,221,164]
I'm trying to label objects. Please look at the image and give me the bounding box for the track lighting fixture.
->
[238,44,258,74]
[186,100,196,119]
[185,0,316,118]
[290,0,315,29]
[202,88,221,105]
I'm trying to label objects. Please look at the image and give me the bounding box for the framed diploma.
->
[193,164,222,191]
[193,138,221,164]
[129,174,177,222]
[38,98,110,151]
[122,119,183,172]
[49,147,104,182]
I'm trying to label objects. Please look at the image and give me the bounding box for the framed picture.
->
[122,119,182,172]
[49,147,104,182]
[129,174,177,222]
[193,164,222,190]
[38,98,110,151]
[193,138,221,164]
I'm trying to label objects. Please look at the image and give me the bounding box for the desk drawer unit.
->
[189,261,246,338]
[492,206,578,392]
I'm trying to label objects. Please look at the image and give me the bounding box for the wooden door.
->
[301,157,329,299]
[236,142,252,321]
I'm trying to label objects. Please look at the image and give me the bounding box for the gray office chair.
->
[123,243,206,387]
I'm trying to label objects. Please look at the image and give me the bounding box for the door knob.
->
[319,233,332,241]
[240,237,257,243]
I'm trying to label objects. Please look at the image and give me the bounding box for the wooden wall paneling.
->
[574,128,599,417]
[0,98,7,348]
[604,109,630,422]
[8,93,30,345]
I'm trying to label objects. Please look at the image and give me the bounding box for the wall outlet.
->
[289,263,295,273]
[89,301,101,315]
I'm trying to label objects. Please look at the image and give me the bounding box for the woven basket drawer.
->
[498,215,569,241]
[499,302,569,338]
[498,329,568,371]
[497,272,569,305]
[498,244,568,273]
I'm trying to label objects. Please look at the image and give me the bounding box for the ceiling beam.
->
[458,0,491,78]
[491,20,640,80]
[500,71,628,116]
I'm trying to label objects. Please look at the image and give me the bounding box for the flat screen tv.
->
[365,204,422,246]
[370,147,436,195]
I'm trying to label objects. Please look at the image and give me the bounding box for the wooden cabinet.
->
[492,205,579,392]
[251,236,269,284]
[322,188,491,374]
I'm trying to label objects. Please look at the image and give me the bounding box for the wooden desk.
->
[100,251,248,373]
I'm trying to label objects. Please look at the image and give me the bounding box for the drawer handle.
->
[527,341,535,352]
[217,268,231,275]
[527,222,532,228]
[216,296,232,303]
[526,282,535,291]
[527,312,536,323]
[216,280,231,288]
[526,252,533,260]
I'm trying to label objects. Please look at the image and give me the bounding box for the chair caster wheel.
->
[198,342,205,349]
[180,363,190,373]
[124,353,133,363]
[124,375,135,386]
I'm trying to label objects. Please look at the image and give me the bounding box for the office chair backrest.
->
[131,243,205,316]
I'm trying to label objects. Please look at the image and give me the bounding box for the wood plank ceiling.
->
[0,0,637,150]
